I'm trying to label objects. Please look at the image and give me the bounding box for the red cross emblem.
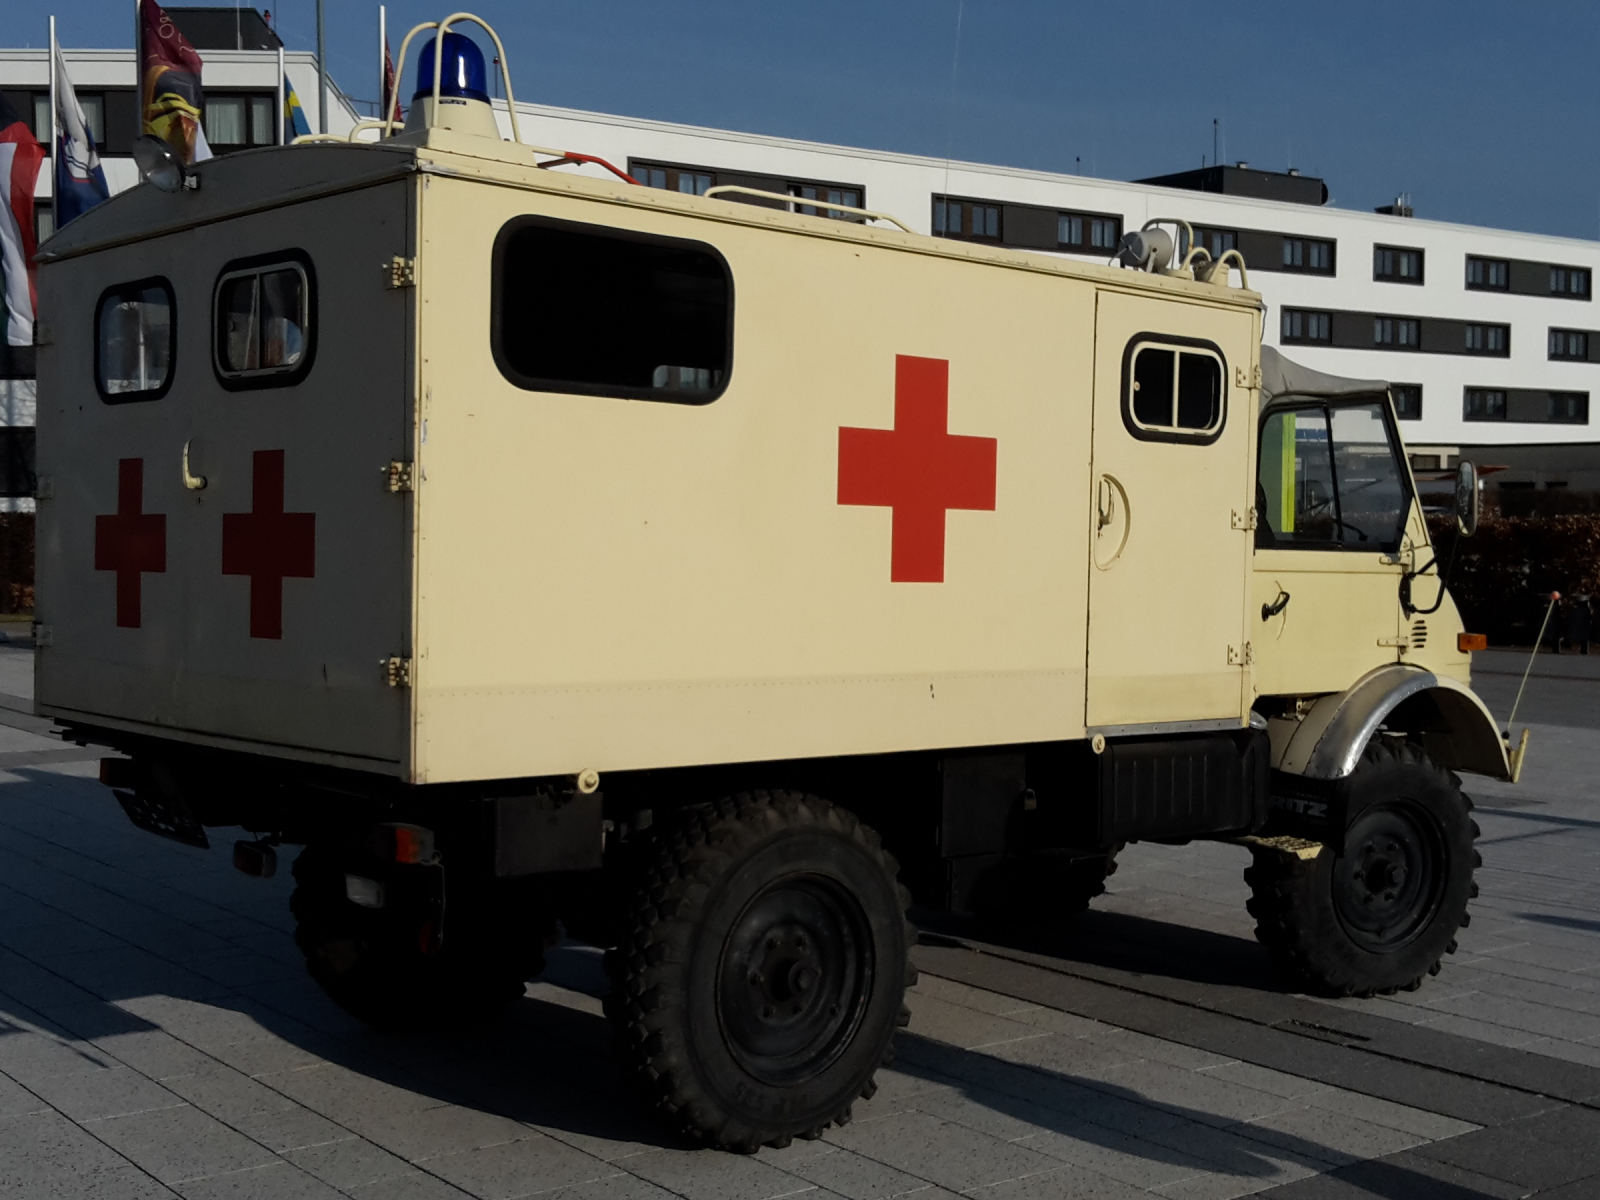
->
[837,355,997,582]
[93,458,166,628]
[222,450,316,639]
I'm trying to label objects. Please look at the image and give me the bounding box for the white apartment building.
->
[499,102,1600,499]
[4,9,1597,506]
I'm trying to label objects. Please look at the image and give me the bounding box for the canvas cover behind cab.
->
[36,170,415,772]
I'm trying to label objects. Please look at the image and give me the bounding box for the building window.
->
[633,165,710,194]
[1549,329,1589,361]
[95,277,176,403]
[1281,309,1331,343]
[213,254,314,389]
[202,93,275,152]
[1057,211,1122,252]
[933,198,1000,242]
[34,205,52,245]
[1391,384,1422,420]
[1550,392,1589,423]
[790,184,860,220]
[1463,323,1509,356]
[1464,389,1506,421]
[1374,246,1424,284]
[1465,257,1509,290]
[493,216,732,404]
[1374,317,1420,348]
[1551,266,1591,298]
[1282,237,1334,274]
[1195,227,1237,258]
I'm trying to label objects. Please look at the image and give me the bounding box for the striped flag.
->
[283,76,311,141]
[54,40,110,226]
[0,95,44,356]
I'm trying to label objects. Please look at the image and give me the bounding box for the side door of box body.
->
[36,180,416,771]
[1085,289,1257,730]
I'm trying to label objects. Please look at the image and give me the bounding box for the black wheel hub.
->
[1333,804,1444,952]
[717,876,872,1086]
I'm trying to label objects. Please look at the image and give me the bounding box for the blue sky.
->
[16,1,1600,240]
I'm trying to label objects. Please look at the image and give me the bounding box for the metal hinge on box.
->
[1377,636,1409,649]
[385,460,414,492]
[1228,642,1253,666]
[1235,363,1261,390]
[385,256,416,289]
[382,656,412,687]
[1231,507,1257,531]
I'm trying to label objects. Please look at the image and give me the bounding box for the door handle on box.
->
[182,440,207,491]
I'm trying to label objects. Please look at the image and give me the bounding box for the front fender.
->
[1278,664,1511,782]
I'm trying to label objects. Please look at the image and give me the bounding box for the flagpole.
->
[48,15,59,237]
[276,44,285,145]
[378,5,386,125]
[316,0,327,134]
[133,0,140,128]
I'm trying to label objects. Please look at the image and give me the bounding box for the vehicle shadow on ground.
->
[914,906,1298,996]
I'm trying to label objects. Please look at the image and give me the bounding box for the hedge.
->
[1427,513,1600,645]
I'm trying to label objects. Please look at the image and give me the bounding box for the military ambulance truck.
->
[34,19,1515,1152]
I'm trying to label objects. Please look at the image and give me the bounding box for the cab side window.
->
[1122,337,1226,443]
[96,278,175,403]
[1257,400,1408,551]
[213,253,314,389]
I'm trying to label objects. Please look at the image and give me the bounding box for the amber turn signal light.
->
[1458,632,1488,652]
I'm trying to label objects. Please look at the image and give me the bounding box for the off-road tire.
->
[1245,741,1479,997]
[973,847,1121,932]
[290,844,549,1031]
[603,791,916,1153]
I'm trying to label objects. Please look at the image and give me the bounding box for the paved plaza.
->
[1,642,1598,1199]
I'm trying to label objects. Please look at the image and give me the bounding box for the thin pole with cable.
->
[1506,591,1560,736]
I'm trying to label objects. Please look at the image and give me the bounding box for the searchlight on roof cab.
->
[35,11,1515,1156]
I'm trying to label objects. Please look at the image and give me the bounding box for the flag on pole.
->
[383,38,402,126]
[53,41,110,226]
[283,76,311,141]
[140,0,212,164]
[0,95,44,353]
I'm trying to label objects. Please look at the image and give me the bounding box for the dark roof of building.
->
[166,7,283,51]
[1135,164,1329,207]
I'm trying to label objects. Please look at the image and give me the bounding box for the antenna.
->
[1212,118,1218,169]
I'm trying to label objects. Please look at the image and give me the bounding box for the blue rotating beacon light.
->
[403,28,500,138]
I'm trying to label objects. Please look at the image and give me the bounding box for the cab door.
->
[1252,398,1411,696]
[1085,291,1257,730]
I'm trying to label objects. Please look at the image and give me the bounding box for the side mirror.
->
[1454,460,1480,538]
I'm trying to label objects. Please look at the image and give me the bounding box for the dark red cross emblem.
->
[837,355,997,582]
[94,458,166,628]
[222,449,316,639]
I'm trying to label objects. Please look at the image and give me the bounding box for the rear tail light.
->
[372,822,437,864]
[99,757,137,788]
[1458,632,1488,652]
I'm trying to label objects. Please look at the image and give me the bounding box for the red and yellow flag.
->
[140,0,212,164]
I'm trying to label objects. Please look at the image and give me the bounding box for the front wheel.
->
[1246,741,1479,997]
[605,792,915,1152]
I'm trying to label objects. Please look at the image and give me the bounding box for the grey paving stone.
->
[965,1161,1152,1199]
[344,1169,478,1200]
[1237,1105,1427,1170]
[1294,1090,1476,1142]
[821,1108,1074,1195]
[0,1164,177,1200]
[281,1135,418,1190]
[343,1101,532,1163]
[89,1028,220,1082]
[0,1070,47,1120]
[24,1063,186,1122]
[233,1104,352,1155]
[1411,1120,1600,1190]
[905,990,1058,1052]
[763,1141,962,1199]
[172,1161,346,1199]
[425,1134,629,1199]
[82,1102,282,1185]
[0,1107,158,1192]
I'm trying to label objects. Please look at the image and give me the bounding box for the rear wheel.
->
[605,791,914,1152]
[291,843,550,1031]
[1246,742,1479,997]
